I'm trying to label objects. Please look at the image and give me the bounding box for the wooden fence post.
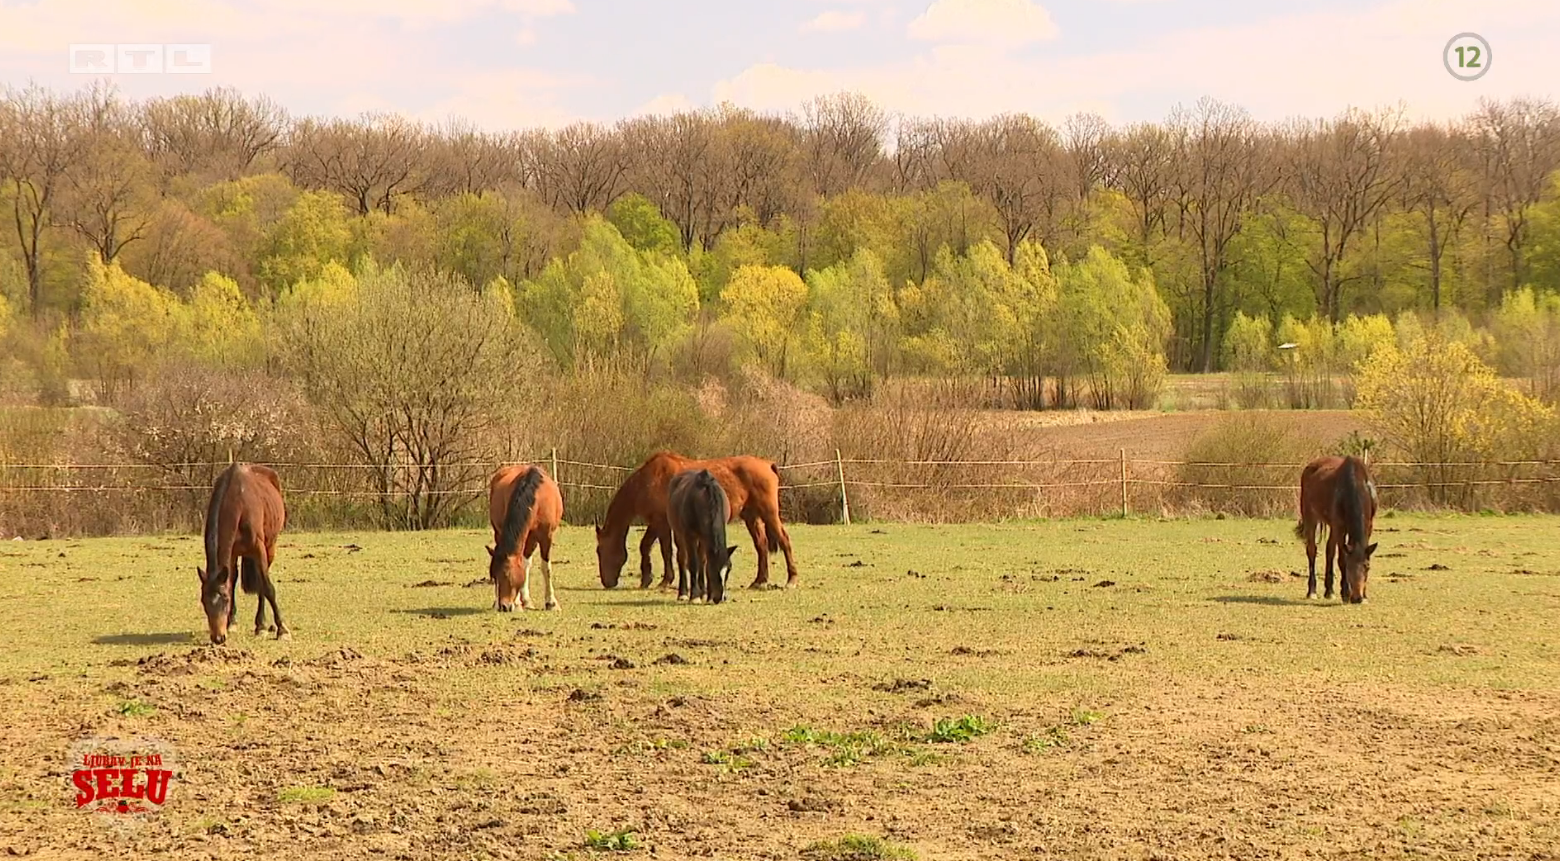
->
[836,448,851,526]
[551,447,560,484]
[1120,448,1128,517]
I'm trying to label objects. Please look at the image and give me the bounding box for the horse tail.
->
[1293,518,1308,542]
[766,461,782,551]
[239,557,261,594]
[496,466,544,560]
[694,470,727,544]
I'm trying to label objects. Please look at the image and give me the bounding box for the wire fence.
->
[5,450,1560,538]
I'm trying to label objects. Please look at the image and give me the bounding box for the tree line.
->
[3,82,1560,407]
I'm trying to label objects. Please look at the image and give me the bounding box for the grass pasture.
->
[2,516,1560,859]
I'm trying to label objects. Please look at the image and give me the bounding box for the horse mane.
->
[693,469,731,568]
[496,467,544,561]
[1335,457,1368,550]
[204,464,236,571]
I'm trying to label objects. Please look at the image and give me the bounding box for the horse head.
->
[595,522,627,589]
[1341,541,1377,604]
[195,565,233,645]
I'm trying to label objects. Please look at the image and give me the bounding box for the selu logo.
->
[72,753,173,814]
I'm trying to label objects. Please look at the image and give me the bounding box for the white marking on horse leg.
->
[520,557,534,609]
[543,559,559,610]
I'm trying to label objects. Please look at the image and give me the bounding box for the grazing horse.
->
[667,468,739,604]
[1295,455,1378,603]
[487,464,564,612]
[594,451,799,591]
[197,463,288,645]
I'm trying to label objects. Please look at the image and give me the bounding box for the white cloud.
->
[802,10,867,33]
[713,0,1560,125]
[907,0,1059,46]
[631,92,697,118]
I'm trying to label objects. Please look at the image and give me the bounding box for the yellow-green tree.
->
[187,272,264,368]
[1494,286,1560,404]
[75,256,190,400]
[720,264,809,381]
[255,189,353,294]
[1053,246,1171,410]
[1357,332,1557,505]
[804,248,898,403]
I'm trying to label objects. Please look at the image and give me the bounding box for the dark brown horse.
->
[487,464,564,612]
[197,463,287,644]
[595,451,798,591]
[1295,455,1378,603]
[667,468,739,604]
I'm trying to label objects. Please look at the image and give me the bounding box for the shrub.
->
[274,261,531,529]
[1172,413,1328,517]
[1356,332,1559,509]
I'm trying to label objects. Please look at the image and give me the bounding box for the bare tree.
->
[1469,97,1560,299]
[1109,121,1177,258]
[888,114,937,194]
[935,114,1069,262]
[0,81,108,313]
[59,96,157,262]
[797,92,888,197]
[139,87,287,183]
[528,121,630,215]
[1398,122,1479,311]
[621,111,717,249]
[421,118,520,198]
[1166,98,1272,368]
[283,113,429,215]
[1285,106,1404,322]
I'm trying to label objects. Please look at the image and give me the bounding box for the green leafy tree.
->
[1494,286,1560,403]
[1053,246,1171,410]
[804,248,899,402]
[607,193,682,256]
[255,189,353,294]
[519,216,697,370]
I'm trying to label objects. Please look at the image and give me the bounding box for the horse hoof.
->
[546,603,559,611]
[1305,592,1316,600]
[275,629,291,641]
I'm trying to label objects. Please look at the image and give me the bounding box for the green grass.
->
[801,834,916,860]
[276,786,336,804]
[2,516,1557,695]
[584,828,638,851]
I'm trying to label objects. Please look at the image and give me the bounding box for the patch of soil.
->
[950,646,1004,658]
[591,621,658,631]
[462,578,490,588]
[1247,570,1286,583]
[1438,644,1482,657]
[653,654,690,666]
[136,647,254,675]
[872,678,933,694]
[1093,580,1117,588]
[409,580,451,588]
[1427,563,1451,571]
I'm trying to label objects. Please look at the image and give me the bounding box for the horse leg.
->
[658,521,678,591]
[540,531,559,611]
[1304,520,1318,600]
[249,558,268,636]
[743,513,770,590]
[690,535,706,603]
[256,547,288,640]
[638,527,658,589]
[761,510,800,587]
[676,534,690,601]
[1323,528,1338,601]
[519,555,535,610]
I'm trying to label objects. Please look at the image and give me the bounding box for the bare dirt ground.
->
[3,517,1559,860]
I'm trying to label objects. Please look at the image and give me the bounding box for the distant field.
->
[3,516,1559,859]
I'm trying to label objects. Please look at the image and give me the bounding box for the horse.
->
[196,462,288,645]
[487,463,564,612]
[667,468,739,604]
[1295,454,1378,604]
[594,451,799,592]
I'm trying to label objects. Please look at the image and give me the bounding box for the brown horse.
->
[667,468,739,603]
[1295,455,1378,603]
[595,451,798,591]
[487,464,564,612]
[197,463,287,645]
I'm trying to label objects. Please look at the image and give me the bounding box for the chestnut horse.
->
[595,451,798,591]
[667,468,739,604]
[197,462,287,645]
[487,464,564,612]
[1295,455,1378,604]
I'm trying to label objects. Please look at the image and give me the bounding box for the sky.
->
[1,0,1557,131]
